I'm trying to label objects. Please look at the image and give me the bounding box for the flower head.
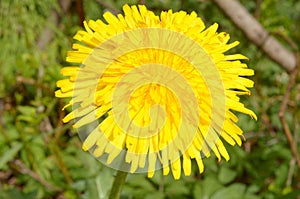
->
[56,4,257,179]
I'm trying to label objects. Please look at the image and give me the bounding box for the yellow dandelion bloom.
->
[56,4,257,179]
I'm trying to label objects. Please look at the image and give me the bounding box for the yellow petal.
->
[171,157,181,180]
[183,154,191,176]
[82,126,102,151]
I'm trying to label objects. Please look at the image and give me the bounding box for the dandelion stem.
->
[108,170,128,199]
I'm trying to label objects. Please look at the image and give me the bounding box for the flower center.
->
[128,84,180,138]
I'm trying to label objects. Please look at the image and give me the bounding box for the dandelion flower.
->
[56,4,257,179]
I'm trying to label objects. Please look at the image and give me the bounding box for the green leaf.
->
[0,142,23,168]
[144,192,165,199]
[17,106,36,116]
[244,195,261,199]
[165,180,190,197]
[275,189,300,199]
[211,183,246,199]
[126,174,156,191]
[246,184,260,194]
[218,166,237,185]
[70,180,86,192]
[274,164,288,188]
[96,168,114,199]
[86,178,103,199]
[200,176,223,198]
[0,185,38,199]
[193,183,203,199]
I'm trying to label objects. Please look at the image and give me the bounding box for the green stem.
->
[108,170,128,199]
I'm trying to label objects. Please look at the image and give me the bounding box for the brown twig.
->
[213,0,296,73]
[279,70,300,169]
[0,98,11,145]
[37,101,73,185]
[54,99,67,141]
[9,160,61,192]
[286,158,295,187]
[254,0,262,19]
[76,0,85,27]
[213,0,300,168]
[16,76,53,95]
[286,119,299,186]
[277,32,300,169]
[36,98,73,185]
[51,144,73,184]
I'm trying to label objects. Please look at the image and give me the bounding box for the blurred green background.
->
[0,0,300,198]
